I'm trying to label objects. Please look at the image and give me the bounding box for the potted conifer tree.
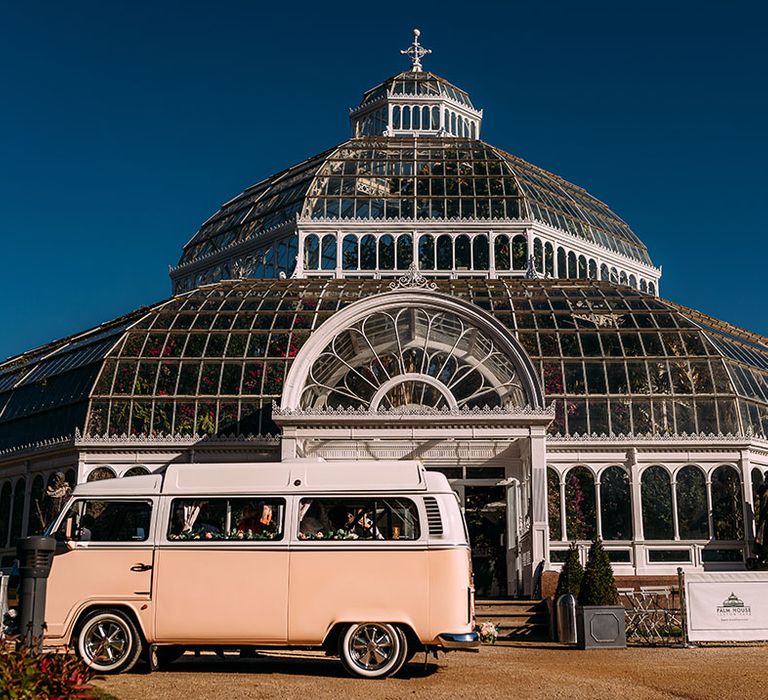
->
[576,539,626,649]
[554,542,583,643]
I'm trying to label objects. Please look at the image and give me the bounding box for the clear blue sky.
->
[1,1,766,360]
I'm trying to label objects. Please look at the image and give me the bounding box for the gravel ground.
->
[94,643,765,700]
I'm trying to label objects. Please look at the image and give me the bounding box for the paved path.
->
[95,643,763,700]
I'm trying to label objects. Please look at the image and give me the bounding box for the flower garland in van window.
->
[297,529,361,541]
[169,529,279,541]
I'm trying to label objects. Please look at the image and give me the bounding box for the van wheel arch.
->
[72,604,148,648]
[323,621,419,656]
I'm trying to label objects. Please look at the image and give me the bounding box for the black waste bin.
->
[16,536,56,649]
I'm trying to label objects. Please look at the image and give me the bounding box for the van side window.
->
[167,498,285,541]
[56,500,152,542]
[298,498,420,541]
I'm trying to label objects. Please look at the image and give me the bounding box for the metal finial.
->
[400,28,431,73]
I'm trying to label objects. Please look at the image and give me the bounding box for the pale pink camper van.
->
[43,460,478,678]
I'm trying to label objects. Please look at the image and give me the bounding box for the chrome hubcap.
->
[349,625,394,670]
[84,621,128,666]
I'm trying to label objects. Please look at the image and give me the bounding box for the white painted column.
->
[335,229,343,279]
[295,230,306,278]
[595,474,603,540]
[488,230,496,279]
[628,448,644,572]
[740,450,755,552]
[559,472,567,542]
[671,477,680,540]
[529,427,549,595]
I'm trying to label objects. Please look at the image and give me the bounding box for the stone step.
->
[475,598,551,641]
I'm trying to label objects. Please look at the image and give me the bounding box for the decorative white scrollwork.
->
[388,262,438,291]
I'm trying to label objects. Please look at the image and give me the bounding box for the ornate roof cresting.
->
[388,262,438,291]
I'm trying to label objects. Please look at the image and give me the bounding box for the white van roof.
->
[73,460,439,497]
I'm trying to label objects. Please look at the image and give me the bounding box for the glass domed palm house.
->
[1,32,767,598]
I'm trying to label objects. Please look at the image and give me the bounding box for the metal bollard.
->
[16,536,56,650]
[556,593,577,644]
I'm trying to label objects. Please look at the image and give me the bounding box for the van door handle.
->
[130,563,153,572]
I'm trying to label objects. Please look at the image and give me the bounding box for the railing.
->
[620,585,684,646]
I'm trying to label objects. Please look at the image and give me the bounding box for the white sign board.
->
[684,572,768,642]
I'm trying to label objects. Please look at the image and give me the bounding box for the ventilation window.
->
[424,497,443,536]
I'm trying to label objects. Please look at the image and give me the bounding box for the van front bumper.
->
[437,632,480,651]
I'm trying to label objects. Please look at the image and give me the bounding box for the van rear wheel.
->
[76,609,143,674]
[339,622,408,679]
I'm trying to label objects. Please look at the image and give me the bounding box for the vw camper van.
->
[43,460,478,678]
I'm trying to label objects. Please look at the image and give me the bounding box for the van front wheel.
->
[339,622,407,679]
[76,609,143,674]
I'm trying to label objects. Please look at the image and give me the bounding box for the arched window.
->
[567,252,577,278]
[588,259,597,279]
[640,279,648,293]
[494,234,510,270]
[304,234,319,270]
[437,234,453,270]
[392,106,401,129]
[360,234,377,270]
[287,237,298,276]
[413,106,421,129]
[512,235,527,270]
[544,242,554,277]
[548,468,562,541]
[619,271,628,286]
[321,234,336,270]
[470,121,476,139]
[610,267,619,283]
[578,255,587,279]
[27,474,45,536]
[422,106,430,129]
[473,235,490,270]
[277,240,288,274]
[600,466,632,540]
[676,465,708,539]
[648,282,656,295]
[431,106,439,130]
[455,235,471,270]
[418,234,435,270]
[641,466,674,540]
[396,235,413,269]
[379,234,395,270]
[565,466,597,540]
[0,481,11,547]
[124,466,150,477]
[403,106,411,129]
[600,264,609,282]
[629,274,637,289]
[451,112,457,134]
[87,467,117,482]
[711,465,744,540]
[534,238,543,273]
[342,234,359,270]
[10,478,26,543]
[557,247,567,278]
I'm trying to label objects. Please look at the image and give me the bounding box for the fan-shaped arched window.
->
[10,478,26,543]
[124,466,150,477]
[512,235,527,270]
[455,235,471,270]
[342,234,358,270]
[565,466,596,540]
[419,234,435,269]
[494,235,510,270]
[473,235,489,270]
[304,235,319,270]
[642,466,674,540]
[437,235,453,270]
[711,465,744,540]
[396,235,413,269]
[360,234,377,270]
[548,468,562,541]
[600,466,632,540]
[544,243,554,277]
[0,482,11,548]
[379,235,395,270]
[321,234,336,270]
[301,307,528,411]
[676,465,708,539]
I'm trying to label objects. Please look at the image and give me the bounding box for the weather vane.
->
[401,28,431,73]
